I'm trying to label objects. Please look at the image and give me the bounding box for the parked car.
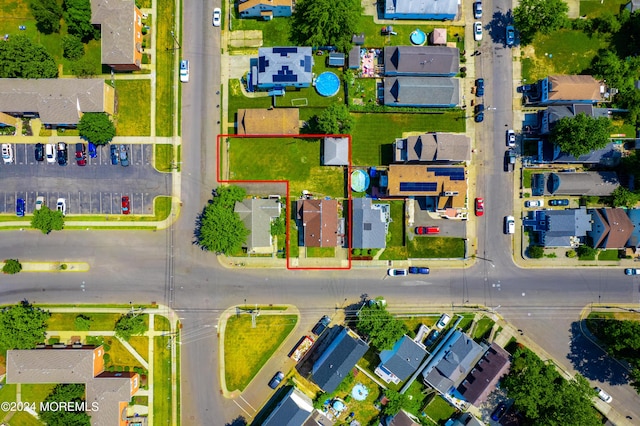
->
[75,143,86,166]
[625,268,640,276]
[179,59,190,83]
[409,266,430,274]
[56,142,67,166]
[549,199,569,206]
[56,198,66,216]
[475,78,484,97]
[88,142,97,158]
[110,144,119,165]
[505,215,515,234]
[2,143,13,164]
[312,315,331,336]
[121,196,130,215]
[475,197,484,216]
[473,1,482,19]
[425,330,440,346]
[34,143,44,161]
[506,129,516,147]
[436,313,451,329]
[16,198,25,217]
[525,199,542,208]
[474,104,484,123]
[268,371,284,389]
[213,7,221,26]
[46,143,56,163]
[595,387,612,403]
[119,145,129,167]
[473,21,483,41]
[506,25,515,46]
[35,196,45,210]
[491,402,508,421]
[388,268,408,277]
[415,226,440,235]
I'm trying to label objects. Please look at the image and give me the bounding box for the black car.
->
[549,199,569,206]
[312,315,331,336]
[110,144,119,165]
[34,143,44,161]
[119,144,129,167]
[57,142,67,166]
[475,78,484,97]
[268,371,284,389]
[491,402,508,421]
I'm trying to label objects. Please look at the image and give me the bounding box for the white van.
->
[45,143,56,163]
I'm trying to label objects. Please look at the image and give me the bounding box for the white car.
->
[473,2,482,19]
[625,268,640,276]
[2,143,13,164]
[213,8,221,27]
[595,387,612,403]
[387,268,408,277]
[505,215,515,234]
[56,198,66,216]
[473,21,483,41]
[35,196,45,210]
[436,314,451,330]
[525,199,542,208]
[45,143,56,163]
[179,59,189,83]
[507,129,516,147]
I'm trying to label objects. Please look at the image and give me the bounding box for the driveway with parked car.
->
[0,143,170,215]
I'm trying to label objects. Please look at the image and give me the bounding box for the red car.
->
[121,196,130,214]
[475,197,484,216]
[415,226,440,235]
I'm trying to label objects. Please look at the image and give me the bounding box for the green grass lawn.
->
[228,137,345,198]
[155,315,171,331]
[473,317,495,341]
[379,201,407,260]
[224,314,298,391]
[598,249,620,261]
[580,0,629,17]
[46,313,121,330]
[408,237,465,258]
[153,335,173,426]
[128,336,149,362]
[356,15,465,49]
[229,12,292,47]
[155,0,176,137]
[104,336,146,369]
[521,29,608,82]
[114,80,151,136]
[424,395,457,424]
[305,247,336,257]
[155,144,175,172]
[351,112,465,166]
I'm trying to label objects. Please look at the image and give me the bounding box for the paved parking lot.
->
[0,143,171,215]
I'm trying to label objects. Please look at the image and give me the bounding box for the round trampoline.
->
[351,383,369,401]
[315,72,340,97]
[410,29,427,45]
[351,170,371,193]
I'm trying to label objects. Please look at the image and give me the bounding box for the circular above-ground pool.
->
[351,170,371,193]
[410,29,427,45]
[315,72,340,97]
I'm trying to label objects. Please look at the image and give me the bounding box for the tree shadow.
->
[225,416,247,426]
[487,10,518,47]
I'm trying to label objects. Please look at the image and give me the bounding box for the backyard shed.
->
[328,53,345,67]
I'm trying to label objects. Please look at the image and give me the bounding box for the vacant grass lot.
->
[351,112,466,166]
[128,336,149,362]
[580,0,628,17]
[224,313,297,391]
[153,335,173,426]
[47,313,121,330]
[104,337,145,369]
[156,0,176,136]
[114,80,151,136]
[230,12,292,47]
[408,236,465,258]
[228,137,345,198]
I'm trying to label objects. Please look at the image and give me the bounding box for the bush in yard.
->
[528,246,544,259]
[2,259,22,274]
[78,112,116,146]
[29,0,64,34]
[62,35,85,60]
[114,313,146,341]
[576,245,597,260]
[74,315,92,330]
[316,103,354,134]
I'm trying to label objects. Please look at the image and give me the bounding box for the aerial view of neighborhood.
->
[1,0,640,424]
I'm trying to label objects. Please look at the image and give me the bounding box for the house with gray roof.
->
[531,172,619,197]
[384,46,459,77]
[587,208,634,249]
[351,198,388,249]
[422,330,487,395]
[538,104,611,135]
[323,137,349,166]
[310,326,369,393]
[0,79,116,127]
[251,47,313,91]
[375,335,427,384]
[388,410,422,426]
[394,133,470,163]
[263,387,314,426]
[523,208,592,247]
[234,198,281,254]
[383,0,458,20]
[384,77,459,108]
[6,345,140,426]
[626,0,640,11]
[91,0,144,71]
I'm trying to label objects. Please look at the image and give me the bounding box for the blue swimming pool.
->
[411,29,427,45]
[315,72,340,97]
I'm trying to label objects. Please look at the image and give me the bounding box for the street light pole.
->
[168,30,180,51]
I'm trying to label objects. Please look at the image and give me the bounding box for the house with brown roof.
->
[6,345,140,426]
[457,343,511,406]
[296,199,340,247]
[532,75,607,106]
[91,0,144,71]
[393,132,471,163]
[587,208,635,249]
[386,164,467,209]
[236,108,300,135]
[0,79,115,127]
[238,0,293,19]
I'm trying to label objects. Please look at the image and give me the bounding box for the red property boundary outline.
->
[216,133,355,270]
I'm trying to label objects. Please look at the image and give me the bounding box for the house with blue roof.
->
[238,0,292,20]
[384,46,459,77]
[250,47,313,91]
[523,208,592,247]
[626,209,640,249]
[263,387,314,426]
[351,198,389,249]
[383,0,458,20]
[384,77,459,108]
[375,335,427,384]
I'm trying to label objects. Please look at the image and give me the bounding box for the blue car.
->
[475,78,484,97]
[16,198,25,217]
[506,25,515,46]
[88,142,97,158]
[409,267,430,274]
[110,144,119,165]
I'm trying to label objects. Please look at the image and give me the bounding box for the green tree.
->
[2,259,22,274]
[31,205,64,234]
[576,245,597,260]
[39,384,91,426]
[592,12,622,34]
[528,245,544,259]
[382,389,408,416]
[62,34,85,60]
[70,56,98,77]
[549,113,613,158]
[316,103,354,134]
[291,0,362,52]
[64,0,98,41]
[196,186,250,254]
[611,186,639,208]
[78,112,116,146]
[74,315,92,331]
[356,303,408,350]
[0,301,50,352]
[0,35,58,78]
[114,313,147,341]
[513,0,569,45]
[270,213,286,236]
[29,0,63,34]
